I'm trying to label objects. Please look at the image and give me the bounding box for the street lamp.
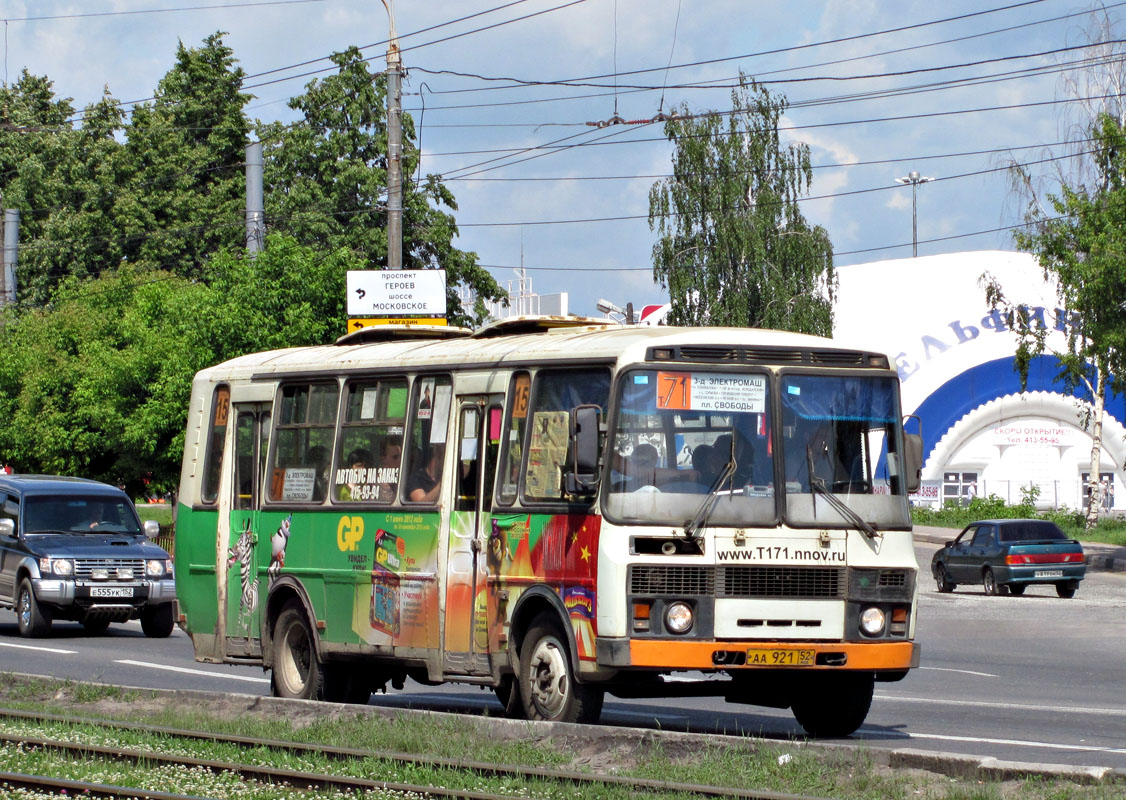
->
[596,298,635,324]
[894,170,933,258]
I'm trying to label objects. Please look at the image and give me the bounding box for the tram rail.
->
[0,706,831,800]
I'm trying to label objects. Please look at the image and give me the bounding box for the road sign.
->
[347,317,447,331]
[347,270,446,317]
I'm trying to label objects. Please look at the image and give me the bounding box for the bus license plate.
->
[1034,569,1064,578]
[90,587,133,598]
[746,648,814,666]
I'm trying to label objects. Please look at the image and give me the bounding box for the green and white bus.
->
[175,317,922,737]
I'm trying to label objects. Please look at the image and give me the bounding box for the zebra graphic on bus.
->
[227,520,259,634]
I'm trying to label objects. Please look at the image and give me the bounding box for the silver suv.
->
[0,475,176,637]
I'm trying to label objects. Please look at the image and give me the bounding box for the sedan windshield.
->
[23,496,142,535]
[780,374,911,529]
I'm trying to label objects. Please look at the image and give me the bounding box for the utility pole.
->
[894,171,933,258]
[2,208,18,306]
[381,0,403,269]
[245,140,265,256]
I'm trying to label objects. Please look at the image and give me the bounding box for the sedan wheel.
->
[1007,583,1026,596]
[934,564,955,593]
[982,567,1005,596]
[1055,580,1078,599]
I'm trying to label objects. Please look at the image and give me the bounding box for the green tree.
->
[259,48,503,326]
[119,32,250,281]
[988,112,1126,528]
[649,76,835,333]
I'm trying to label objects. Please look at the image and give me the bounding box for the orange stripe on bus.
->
[628,640,916,670]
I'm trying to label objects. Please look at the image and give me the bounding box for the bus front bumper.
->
[597,638,919,671]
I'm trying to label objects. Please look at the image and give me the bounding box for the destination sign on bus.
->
[656,371,766,413]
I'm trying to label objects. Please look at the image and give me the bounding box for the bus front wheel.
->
[790,672,874,738]
[271,601,326,701]
[518,614,603,724]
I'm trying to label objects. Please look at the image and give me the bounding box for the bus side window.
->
[268,382,339,503]
[201,385,230,505]
[497,372,530,506]
[523,368,610,502]
[334,378,407,503]
[403,375,452,504]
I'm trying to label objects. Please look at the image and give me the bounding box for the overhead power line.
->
[0,0,324,23]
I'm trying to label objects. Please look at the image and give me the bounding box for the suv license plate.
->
[1034,569,1064,578]
[90,587,133,598]
[746,648,815,666]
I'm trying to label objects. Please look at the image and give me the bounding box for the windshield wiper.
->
[809,476,881,542]
[684,458,737,541]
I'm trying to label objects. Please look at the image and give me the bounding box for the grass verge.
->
[0,675,1119,799]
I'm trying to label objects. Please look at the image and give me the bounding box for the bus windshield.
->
[780,373,911,529]
[604,369,911,530]
[604,368,777,528]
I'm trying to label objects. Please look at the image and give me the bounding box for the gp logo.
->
[337,516,364,551]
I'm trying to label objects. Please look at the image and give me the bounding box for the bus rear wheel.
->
[518,614,603,724]
[271,601,326,700]
[790,672,874,738]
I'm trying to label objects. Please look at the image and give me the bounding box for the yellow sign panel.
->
[347,317,447,331]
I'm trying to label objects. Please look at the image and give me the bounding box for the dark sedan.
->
[930,519,1085,598]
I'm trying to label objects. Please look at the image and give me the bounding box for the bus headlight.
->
[664,601,694,634]
[860,606,885,636]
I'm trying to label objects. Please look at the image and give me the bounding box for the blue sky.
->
[3,0,1122,321]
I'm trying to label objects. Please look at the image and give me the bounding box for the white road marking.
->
[115,659,269,684]
[872,730,1126,756]
[0,641,76,655]
[918,666,998,678]
[876,693,1126,717]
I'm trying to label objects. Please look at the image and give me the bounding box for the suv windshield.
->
[780,374,911,529]
[604,368,777,527]
[23,495,142,535]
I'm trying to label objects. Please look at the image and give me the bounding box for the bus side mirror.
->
[904,432,923,494]
[565,404,601,495]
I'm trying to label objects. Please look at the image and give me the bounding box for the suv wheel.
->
[17,578,52,637]
[141,603,175,638]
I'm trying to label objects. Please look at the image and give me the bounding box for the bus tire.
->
[493,675,522,718]
[518,614,603,724]
[271,601,326,701]
[790,672,873,738]
[17,578,52,638]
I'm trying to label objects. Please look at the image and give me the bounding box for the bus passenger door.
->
[443,395,502,676]
[224,403,270,659]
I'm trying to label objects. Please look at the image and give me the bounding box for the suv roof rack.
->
[335,323,472,345]
[470,315,615,339]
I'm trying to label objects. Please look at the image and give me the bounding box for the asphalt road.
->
[1,540,1123,771]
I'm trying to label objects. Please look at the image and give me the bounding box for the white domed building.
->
[833,251,1123,511]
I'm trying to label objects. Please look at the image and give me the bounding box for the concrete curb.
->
[4,672,1123,787]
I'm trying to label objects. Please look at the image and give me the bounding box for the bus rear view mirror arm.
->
[565,404,602,495]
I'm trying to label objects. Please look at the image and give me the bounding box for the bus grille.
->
[74,558,145,579]
[629,565,714,596]
[719,566,846,598]
[877,569,907,587]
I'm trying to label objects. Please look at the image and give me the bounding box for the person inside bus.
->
[406,444,444,502]
[307,445,330,501]
[377,440,403,501]
[337,448,373,501]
